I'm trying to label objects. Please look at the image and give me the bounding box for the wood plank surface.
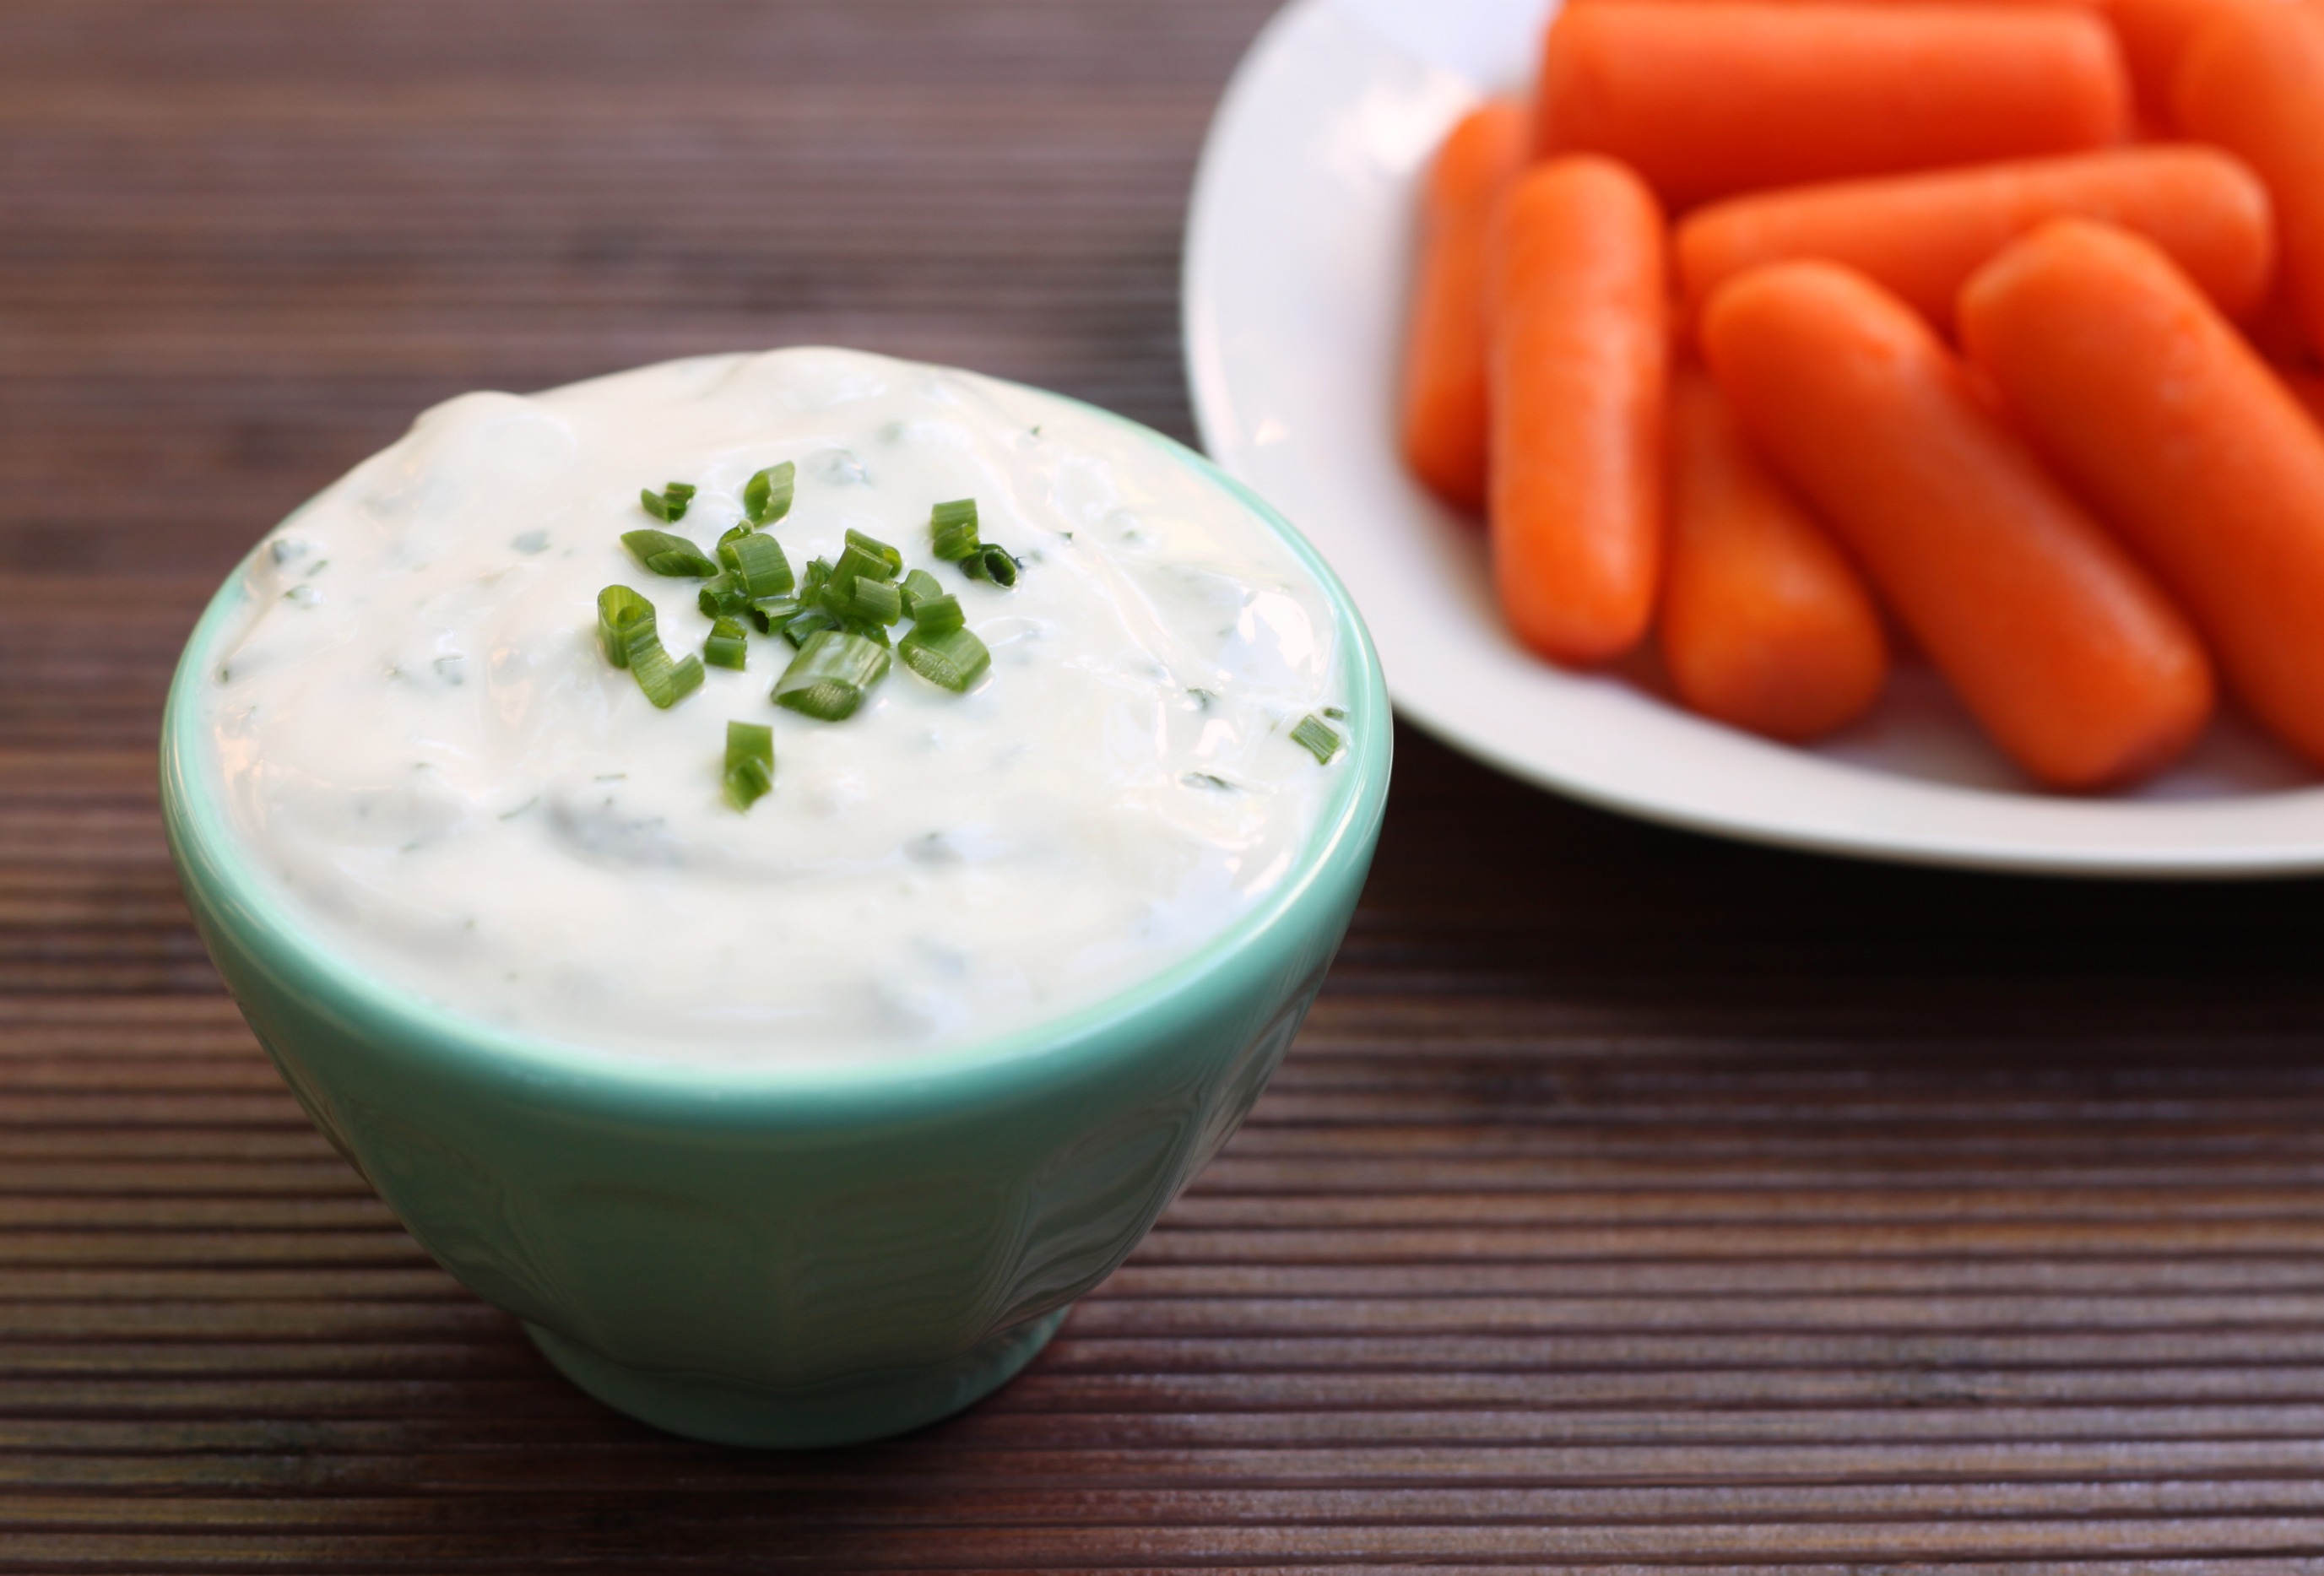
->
[8,1,2324,1568]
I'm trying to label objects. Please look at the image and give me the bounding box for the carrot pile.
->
[1399,0,2324,790]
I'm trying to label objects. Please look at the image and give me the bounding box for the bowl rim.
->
[160,358,1394,1125]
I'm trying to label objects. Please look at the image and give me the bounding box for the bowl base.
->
[524,1307,1070,1449]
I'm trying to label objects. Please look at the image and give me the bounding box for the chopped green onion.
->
[747,595,800,635]
[596,585,655,669]
[723,720,774,810]
[703,616,749,670]
[698,574,752,618]
[629,638,705,710]
[1323,706,1347,720]
[742,462,795,527]
[843,619,892,649]
[930,499,979,561]
[961,543,1020,588]
[773,629,892,721]
[907,592,964,635]
[1290,713,1343,764]
[823,573,903,626]
[897,626,991,692]
[621,528,718,577]
[719,529,794,599]
[830,540,896,593]
[844,528,902,577]
[798,557,832,604]
[899,567,945,613]
[779,607,841,648]
[639,481,697,523]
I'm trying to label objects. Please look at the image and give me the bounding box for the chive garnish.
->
[724,720,774,810]
[621,528,718,577]
[703,616,749,670]
[898,626,991,692]
[596,585,655,669]
[640,482,698,523]
[824,573,903,626]
[747,595,800,635]
[930,499,979,562]
[720,529,794,599]
[899,568,945,614]
[742,462,795,527]
[845,528,903,578]
[780,607,840,647]
[961,543,1020,588]
[629,636,705,710]
[907,592,964,635]
[699,575,752,618]
[1290,713,1344,764]
[773,629,891,721]
[830,539,897,593]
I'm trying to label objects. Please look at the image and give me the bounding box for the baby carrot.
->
[2108,0,2272,122]
[1677,148,2274,328]
[1959,219,2324,767]
[1700,262,2213,789]
[1659,367,1888,742]
[2175,3,2324,358]
[1537,3,2132,210]
[2287,366,2324,429]
[1400,100,1532,517]
[1489,156,1667,665]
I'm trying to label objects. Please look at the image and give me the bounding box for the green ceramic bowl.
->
[160,396,1391,1449]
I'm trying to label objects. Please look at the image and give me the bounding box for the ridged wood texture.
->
[8,1,2324,1568]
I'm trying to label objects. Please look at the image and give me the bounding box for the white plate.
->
[1183,0,2324,876]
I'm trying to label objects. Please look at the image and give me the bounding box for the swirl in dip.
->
[199,348,1351,1064]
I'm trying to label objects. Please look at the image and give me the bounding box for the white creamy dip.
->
[199,348,1348,1064]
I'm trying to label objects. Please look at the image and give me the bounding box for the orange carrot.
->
[1699,262,2213,789]
[2175,3,2324,358]
[1489,157,1667,665]
[1400,100,1531,516]
[1960,219,2324,767]
[2285,365,2324,428]
[1658,367,1888,741]
[1677,148,2273,328]
[2107,0,2275,122]
[1536,3,2132,210]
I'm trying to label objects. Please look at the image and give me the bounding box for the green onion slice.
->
[747,595,800,635]
[1290,713,1344,764]
[629,639,705,710]
[779,607,841,648]
[844,528,902,577]
[639,482,697,523]
[723,720,774,810]
[930,498,979,561]
[897,626,991,693]
[830,542,894,593]
[907,592,964,635]
[719,530,795,599]
[621,528,718,577]
[596,585,655,669]
[961,543,1020,588]
[899,568,945,613]
[773,629,892,721]
[698,574,752,618]
[742,461,795,527]
[824,573,903,626]
[703,616,749,671]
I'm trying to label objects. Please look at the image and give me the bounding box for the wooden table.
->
[10,2,2324,1568]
